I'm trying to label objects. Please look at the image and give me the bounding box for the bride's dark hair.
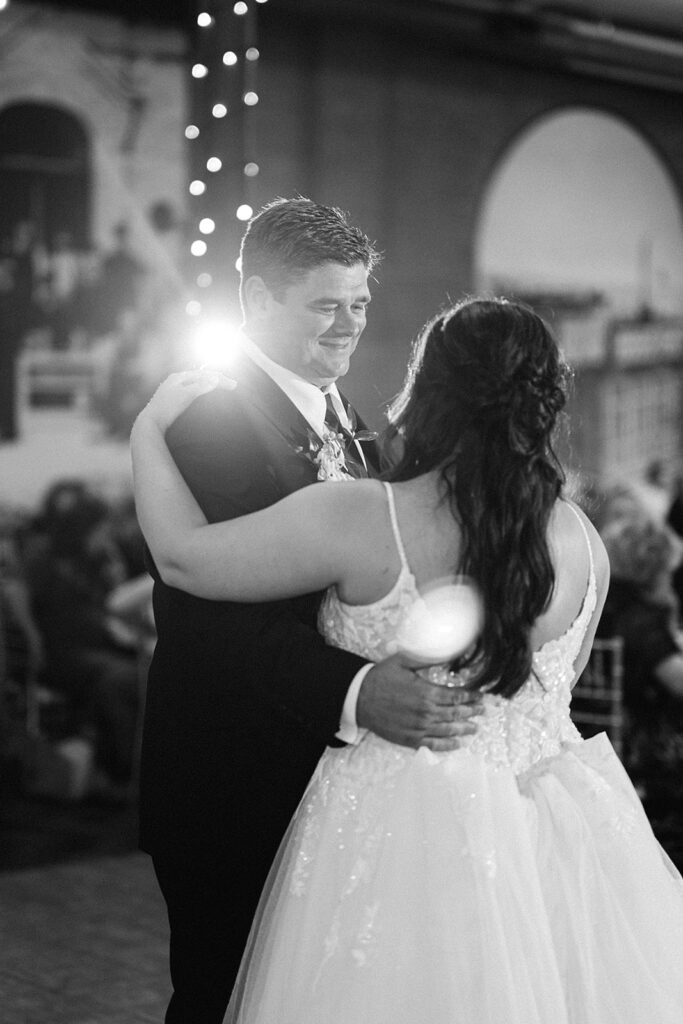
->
[386,298,570,698]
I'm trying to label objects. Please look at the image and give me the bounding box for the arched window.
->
[0,102,91,251]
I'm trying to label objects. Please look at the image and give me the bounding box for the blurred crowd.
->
[1,459,683,822]
[588,460,683,825]
[0,479,153,803]
[0,218,185,442]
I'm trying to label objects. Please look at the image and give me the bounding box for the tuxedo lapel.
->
[336,391,382,477]
[232,352,383,482]
[233,354,317,449]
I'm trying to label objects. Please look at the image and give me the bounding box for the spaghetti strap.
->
[566,501,595,581]
[382,482,410,574]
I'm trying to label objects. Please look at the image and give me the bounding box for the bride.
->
[132,298,683,1023]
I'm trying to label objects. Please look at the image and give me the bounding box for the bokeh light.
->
[244,162,259,177]
[185,125,200,140]
[190,240,208,257]
[190,319,242,367]
[206,157,223,172]
[246,48,260,61]
[197,12,213,27]
[197,273,213,288]
[212,103,228,119]
[186,300,202,317]
[223,51,238,66]
[199,218,216,234]
[243,91,259,106]
[395,578,483,665]
[236,204,253,221]
[233,2,248,15]
[192,63,209,79]
[189,179,206,196]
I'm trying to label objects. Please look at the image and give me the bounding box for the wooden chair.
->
[571,636,625,758]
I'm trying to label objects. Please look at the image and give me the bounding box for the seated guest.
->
[25,486,140,796]
[598,515,683,816]
[668,471,683,609]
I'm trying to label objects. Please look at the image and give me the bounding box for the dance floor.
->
[0,853,170,1024]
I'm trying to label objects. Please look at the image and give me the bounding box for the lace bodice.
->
[319,484,597,775]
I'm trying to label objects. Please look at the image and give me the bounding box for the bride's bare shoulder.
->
[551,498,609,589]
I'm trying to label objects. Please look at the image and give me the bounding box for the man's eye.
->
[316,306,337,314]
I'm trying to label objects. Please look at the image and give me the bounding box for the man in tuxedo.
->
[140,198,477,1023]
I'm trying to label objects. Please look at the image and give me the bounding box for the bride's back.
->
[334,475,604,657]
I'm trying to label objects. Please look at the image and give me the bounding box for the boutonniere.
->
[295,427,353,481]
[294,418,378,482]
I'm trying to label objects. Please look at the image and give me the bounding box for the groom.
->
[140,198,479,1023]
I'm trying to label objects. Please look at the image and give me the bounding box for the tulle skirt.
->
[225,732,683,1024]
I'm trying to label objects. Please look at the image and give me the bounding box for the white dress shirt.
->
[239,332,370,744]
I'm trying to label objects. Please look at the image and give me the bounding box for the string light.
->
[186,0,264,313]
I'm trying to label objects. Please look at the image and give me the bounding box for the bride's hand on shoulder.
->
[134,369,237,434]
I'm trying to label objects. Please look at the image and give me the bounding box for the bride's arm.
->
[131,380,357,602]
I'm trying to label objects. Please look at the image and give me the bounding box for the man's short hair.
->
[239,196,381,301]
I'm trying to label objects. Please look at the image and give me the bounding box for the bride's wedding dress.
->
[226,485,683,1023]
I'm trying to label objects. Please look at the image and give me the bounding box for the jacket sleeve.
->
[156,388,368,744]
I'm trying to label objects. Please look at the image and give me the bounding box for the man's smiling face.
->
[254,261,371,386]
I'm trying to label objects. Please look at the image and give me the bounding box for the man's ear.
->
[243,275,272,320]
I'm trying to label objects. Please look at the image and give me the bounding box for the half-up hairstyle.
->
[387,298,570,698]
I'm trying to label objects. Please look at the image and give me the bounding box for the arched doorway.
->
[0,102,91,252]
[474,108,683,319]
[474,108,683,484]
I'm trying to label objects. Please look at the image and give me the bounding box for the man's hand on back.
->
[356,652,482,752]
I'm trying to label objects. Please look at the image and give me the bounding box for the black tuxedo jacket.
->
[138,355,381,868]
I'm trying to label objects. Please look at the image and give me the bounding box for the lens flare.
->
[395,578,483,665]
[190,319,242,367]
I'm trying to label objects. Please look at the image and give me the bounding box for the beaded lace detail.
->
[318,487,596,776]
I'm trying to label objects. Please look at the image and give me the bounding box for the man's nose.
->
[334,306,364,333]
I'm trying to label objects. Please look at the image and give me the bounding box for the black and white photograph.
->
[1,1,683,1022]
